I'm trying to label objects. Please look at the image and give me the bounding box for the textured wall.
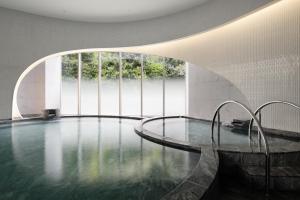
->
[193,0,300,132]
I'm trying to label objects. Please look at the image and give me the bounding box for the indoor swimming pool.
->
[0,117,205,200]
[1,115,299,200]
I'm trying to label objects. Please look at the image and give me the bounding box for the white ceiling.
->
[0,0,209,23]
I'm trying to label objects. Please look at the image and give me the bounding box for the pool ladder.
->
[211,100,300,196]
[211,100,270,196]
[248,101,300,149]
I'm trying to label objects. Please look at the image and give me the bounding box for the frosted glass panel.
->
[101,52,119,115]
[165,58,186,115]
[61,54,78,115]
[60,52,186,117]
[122,53,141,116]
[143,55,164,116]
[81,53,99,115]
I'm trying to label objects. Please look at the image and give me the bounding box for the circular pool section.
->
[139,117,300,152]
[0,117,201,200]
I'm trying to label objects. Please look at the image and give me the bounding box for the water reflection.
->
[7,118,199,200]
[45,123,63,181]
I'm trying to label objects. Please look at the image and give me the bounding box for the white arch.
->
[12,47,191,119]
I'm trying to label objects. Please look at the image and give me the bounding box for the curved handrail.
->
[211,100,270,195]
[248,101,300,140]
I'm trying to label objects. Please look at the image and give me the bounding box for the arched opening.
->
[13,50,187,119]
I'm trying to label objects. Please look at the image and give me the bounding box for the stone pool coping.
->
[135,124,219,200]
[138,116,300,153]
[161,148,219,200]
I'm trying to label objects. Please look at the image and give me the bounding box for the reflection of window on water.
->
[61,52,186,116]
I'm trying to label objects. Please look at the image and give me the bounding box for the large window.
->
[60,51,186,117]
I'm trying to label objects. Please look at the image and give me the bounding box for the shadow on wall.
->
[17,62,45,118]
[188,63,250,123]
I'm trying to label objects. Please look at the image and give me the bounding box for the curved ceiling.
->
[0,0,209,23]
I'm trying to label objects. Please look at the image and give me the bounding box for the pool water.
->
[0,118,200,200]
[142,118,300,152]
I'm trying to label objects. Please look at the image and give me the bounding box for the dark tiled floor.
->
[218,178,300,200]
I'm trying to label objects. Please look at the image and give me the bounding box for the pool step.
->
[241,166,300,191]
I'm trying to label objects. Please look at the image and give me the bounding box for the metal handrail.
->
[211,100,270,195]
[248,101,300,141]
